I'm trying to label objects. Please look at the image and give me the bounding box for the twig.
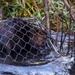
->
[0,9,3,20]
[22,0,25,8]
[49,39,59,54]
[63,0,75,22]
[43,0,50,30]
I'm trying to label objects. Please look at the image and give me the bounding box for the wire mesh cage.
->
[0,17,55,66]
[0,17,74,67]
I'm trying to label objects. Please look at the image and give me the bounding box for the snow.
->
[0,52,74,75]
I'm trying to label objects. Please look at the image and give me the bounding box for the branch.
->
[43,0,50,30]
[0,9,3,20]
[63,0,75,22]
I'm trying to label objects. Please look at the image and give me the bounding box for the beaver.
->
[0,18,50,65]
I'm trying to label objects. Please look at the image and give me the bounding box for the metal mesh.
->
[0,18,52,66]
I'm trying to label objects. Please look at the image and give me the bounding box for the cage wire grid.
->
[0,17,74,67]
[0,18,54,66]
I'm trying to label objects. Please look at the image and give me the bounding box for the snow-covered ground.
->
[0,51,74,75]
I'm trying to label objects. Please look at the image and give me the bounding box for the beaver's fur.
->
[0,18,49,65]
